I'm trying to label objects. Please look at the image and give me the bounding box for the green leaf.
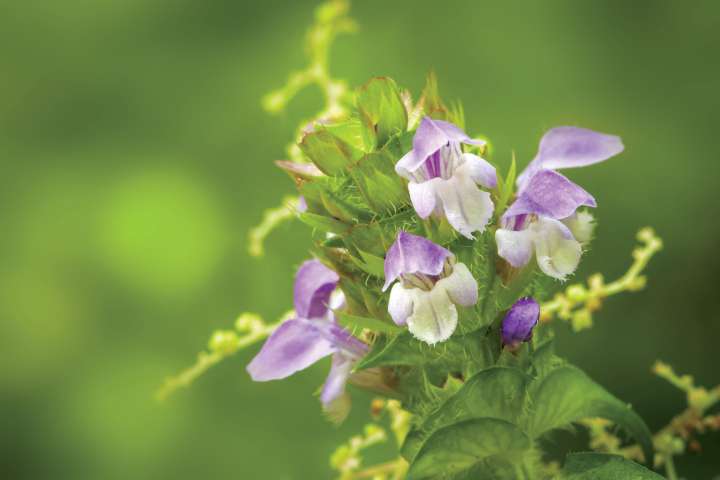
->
[349,150,408,214]
[323,118,374,153]
[559,453,664,479]
[356,330,491,372]
[337,312,401,335]
[298,130,354,175]
[494,153,517,216]
[418,71,450,121]
[356,77,408,146]
[407,418,532,480]
[525,365,654,463]
[347,248,385,277]
[453,232,501,332]
[402,367,529,461]
[298,212,348,234]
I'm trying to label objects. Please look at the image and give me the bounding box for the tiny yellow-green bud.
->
[566,284,587,302]
[208,330,239,355]
[571,309,593,331]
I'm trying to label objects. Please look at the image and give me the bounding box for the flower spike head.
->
[501,297,540,348]
[247,259,367,411]
[384,231,478,344]
[516,126,624,191]
[395,117,497,238]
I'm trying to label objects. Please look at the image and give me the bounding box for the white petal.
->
[532,217,582,280]
[437,262,478,306]
[408,179,439,219]
[388,283,414,326]
[460,153,497,189]
[496,227,534,268]
[434,173,494,239]
[561,211,595,244]
[406,287,457,345]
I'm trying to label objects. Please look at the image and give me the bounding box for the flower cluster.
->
[246,101,624,413]
[159,5,671,477]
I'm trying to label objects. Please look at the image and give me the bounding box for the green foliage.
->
[299,129,356,175]
[526,365,654,464]
[337,312,402,335]
[402,367,529,462]
[559,453,664,479]
[407,418,533,479]
[356,77,408,146]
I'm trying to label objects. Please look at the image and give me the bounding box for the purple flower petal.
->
[294,260,340,318]
[397,117,484,172]
[320,354,354,407]
[461,153,497,189]
[327,323,368,358]
[501,297,540,347]
[517,127,623,189]
[504,169,596,221]
[246,319,335,381]
[297,195,308,213]
[382,231,452,291]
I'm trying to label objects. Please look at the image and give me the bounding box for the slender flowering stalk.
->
[155,311,290,402]
[540,227,663,330]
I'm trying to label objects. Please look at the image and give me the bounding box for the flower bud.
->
[501,297,540,348]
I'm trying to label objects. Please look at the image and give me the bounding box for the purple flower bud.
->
[501,297,540,348]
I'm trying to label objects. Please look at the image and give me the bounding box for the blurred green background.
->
[2,0,719,478]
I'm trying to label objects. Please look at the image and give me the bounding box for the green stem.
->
[664,455,678,480]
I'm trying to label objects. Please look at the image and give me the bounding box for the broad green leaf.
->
[356,77,408,146]
[298,130,354,175]
[402,367,529,461]
[407,418,531,480]
[356,330,491,372]
[298,212,348,234]
[559,452,664,479]
[337,312,401,334]
[525,365,653,464]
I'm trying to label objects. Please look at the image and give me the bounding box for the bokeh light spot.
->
[97,169,227,298]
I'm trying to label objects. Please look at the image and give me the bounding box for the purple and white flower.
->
[501,297,540,348]
[396,117,497,239]
[496,127,623,280]
[383,231,478,344]
[247,260,367,414]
